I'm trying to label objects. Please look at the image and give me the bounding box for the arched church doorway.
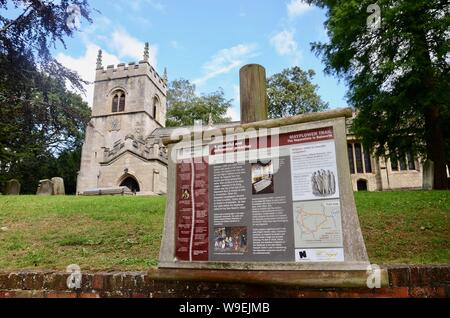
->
[120,176,140,193]
[357,179,368,191]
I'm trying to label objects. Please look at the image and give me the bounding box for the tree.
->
[166,79,232,127]
[267,66,328,118]
[0,0,92,91]
[0,0,92,192]
[307,0,449,189]
[0,78,91,193]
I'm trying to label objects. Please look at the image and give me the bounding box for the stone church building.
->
[76,44,170,195]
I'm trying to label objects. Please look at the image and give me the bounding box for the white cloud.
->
[146,0,165,11]
[233,84,240,106]
[227,107,240,122]
[128,0,165,11]
[57,43,121,106]
[110,29,158,66]
[270,29,302,65]
[193,43,259,86]
[57,25,159,106]
[287,0,313,19]
[81,16,112,37]
[227,84,241,121]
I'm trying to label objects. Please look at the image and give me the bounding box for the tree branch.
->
[0,4,33,34]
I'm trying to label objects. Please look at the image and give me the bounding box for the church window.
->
[119,95,125,112]
[347,143,355,174]
[354,143,364,174]
[391,151,417,172]
[112,90,126,113]
[348,142,373,175]
[153,96,160,121]
[399,157,407,171]
[407,151,416,170]
[364,148,372,173]
[112,95,118,113]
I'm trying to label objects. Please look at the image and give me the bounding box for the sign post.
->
[159,65,370,274]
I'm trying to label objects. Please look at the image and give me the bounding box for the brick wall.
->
[0,265,448,298]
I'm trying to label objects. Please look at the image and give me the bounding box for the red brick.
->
[111,273,125,291]
[79,292,100,298]
[5,273,24,289]
[294,290,337,298]
[102,273,117,291]
[0,273,8,290]
[81,274,93,291]
[47,292,78,298]
[409,287,447,298]
[14,290,46,298]
[418,266,450,287]
[122,274,136,291]
[131,273,146,292]
[43,273,70,291]
[0,291,16,298]
[23,273,44,290]
[388,266,410,287]
[378,287,409,298]
[409,267,421,286]
[98,291,129,298]
[93,274,104,290]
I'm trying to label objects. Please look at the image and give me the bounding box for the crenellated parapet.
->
[95,60,167,95]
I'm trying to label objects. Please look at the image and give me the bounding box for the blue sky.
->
[55,0,349,120]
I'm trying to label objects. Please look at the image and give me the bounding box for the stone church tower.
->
[76,44,168,195]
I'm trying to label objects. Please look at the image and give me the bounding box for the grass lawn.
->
[0,196,166,271]
[355,190,449,265]
[0,191,448,271]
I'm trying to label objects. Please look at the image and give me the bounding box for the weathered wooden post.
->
[240,64,268,124]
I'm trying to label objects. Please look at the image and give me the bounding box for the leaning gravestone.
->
[4,179,21,195]
[36,179,54,196]
[51,177,65,195]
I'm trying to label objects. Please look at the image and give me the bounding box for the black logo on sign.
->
[299,250,307,259]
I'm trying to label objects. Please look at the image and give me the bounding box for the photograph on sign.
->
[251,160,275,195]
[214,227,248,254]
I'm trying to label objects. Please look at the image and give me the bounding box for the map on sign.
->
[293,200,343,248]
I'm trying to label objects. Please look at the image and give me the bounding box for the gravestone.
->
[4,179,21,195]
[422,160,434,190]
[36,179,54,196]
[51,177,65,195]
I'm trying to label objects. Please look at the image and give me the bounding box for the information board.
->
[174,126,346,263]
